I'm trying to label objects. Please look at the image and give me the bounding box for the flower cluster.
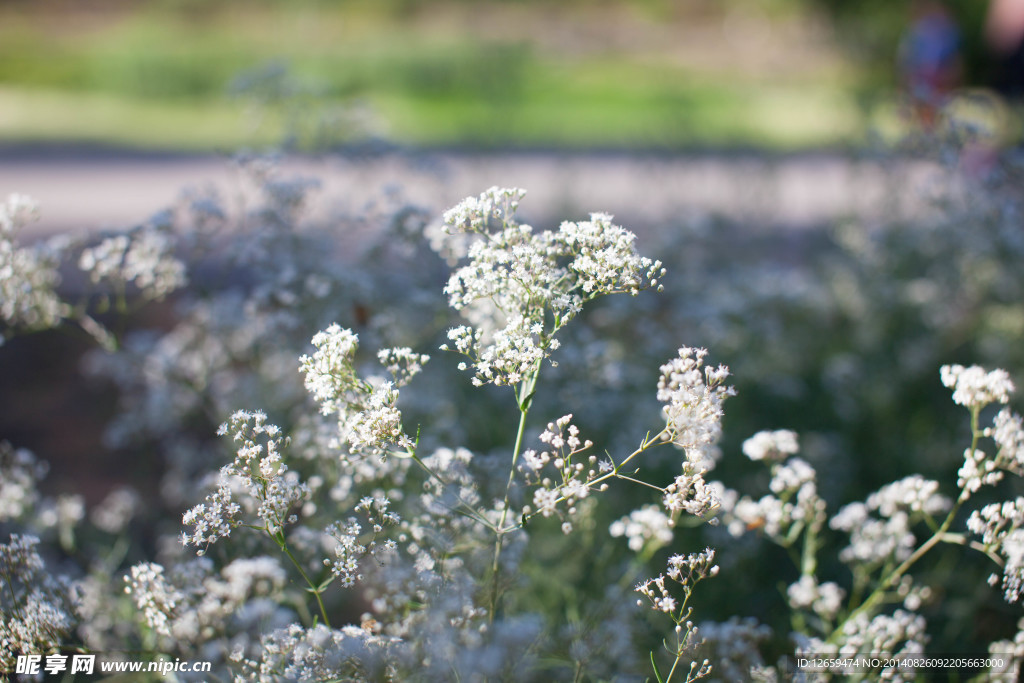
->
[299,324,361,416]
[231,623,401,682]
[662,461,721,519]
[795,609,927,680]
[656,346,734,466]
[636,548,719,616]
[0,193,67,337]
[830,500,916,567]
[519,414,603,530]
[866,475,951,519]
[0,441,48,522]
[323,496,400,588]
[299,324,423,455]
[124,556,289,642]
[967,498,1024,602]
[988,617,1024,682]
[959,406,1024,497]
[609,504,675,553]
[940,364,1015,409]
[377,347,430,387]
[785,575,846,622]
[182,410,309,551]
[439,187,664,388]
[741,429,799,463]
[636,550,718,681]
[78,221,187,301]
[718,431,826,542]
[0,534,75,672]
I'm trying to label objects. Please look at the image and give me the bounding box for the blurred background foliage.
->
[0,0,1013,150]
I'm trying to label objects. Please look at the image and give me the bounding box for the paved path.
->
[0,148,944,238]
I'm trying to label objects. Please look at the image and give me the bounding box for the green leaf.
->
[649,651,664,683]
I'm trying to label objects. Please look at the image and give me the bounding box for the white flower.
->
[377,347,430,387]
[657,346,735,463]
[967,498,1024,602]
[786,575,846,621]
[183,411,308,552]
[299,324,361,416]
[609,505,674,553]
[992,408,1024,473]
[79,222,186,300]
[124,563,181,637]
[0,194,67,333]
[438,189,663,388]
[0,442,47,522]
[866,475,951,518]
[941,364,1014,409]
[663,461,720,518]
[743,430,799,462]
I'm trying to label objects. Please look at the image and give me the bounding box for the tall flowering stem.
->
[179,411,329,626]
[826,363,1018,645]
[437,188,667,620]
[489,361,541,620]
[636,549,718,682]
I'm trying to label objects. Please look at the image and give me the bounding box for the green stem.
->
[801,522,819,578]
[279,536,331,628]
[489,362,539,621]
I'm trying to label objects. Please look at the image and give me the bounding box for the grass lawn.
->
[0,1,876,151]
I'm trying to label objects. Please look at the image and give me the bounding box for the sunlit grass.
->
[0,1,873,150]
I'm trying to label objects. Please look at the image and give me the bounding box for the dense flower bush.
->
[2,142,1024,681]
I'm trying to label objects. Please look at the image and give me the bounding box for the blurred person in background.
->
[898,0,963,129]
[986,0,1024,98]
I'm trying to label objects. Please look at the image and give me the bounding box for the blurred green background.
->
[0,0,1010,150]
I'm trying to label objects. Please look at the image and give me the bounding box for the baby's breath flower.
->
[233,622,401,682]
[610,505,675,553]
[742,430,799,462]
[941,363,1015,409]
[992,408,1024,473]
[377,347,430,387]
[183,411,308,552]
[300,325,419,455]
[663,461,720,518]
[299,324,361,416]
[324,496,401,588]
[866,475,951,518]
[832,504,915,567]
[124,563,180,637]
[437,188,664,388]
[786,575,846,621]
[0,534,75,670]
[0,194,68,335]
[124,556,289,644]
[967,497,1024,602]
[636,548,718,622]
[0,441,48,522]
[657,346,735,463]
[79,222,186,301]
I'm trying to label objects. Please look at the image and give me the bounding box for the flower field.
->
[3,134,1024,681]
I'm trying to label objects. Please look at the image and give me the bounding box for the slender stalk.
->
[489,385,532,618]
[489,362,539,621]
[278,536,330,628]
